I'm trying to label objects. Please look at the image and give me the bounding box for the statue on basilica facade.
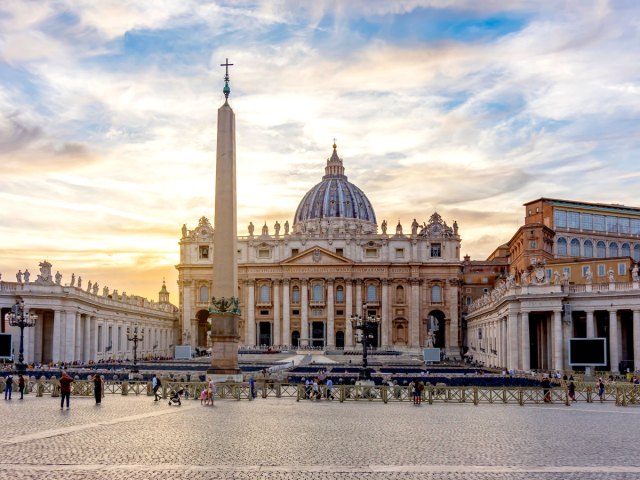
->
[553,270,561,285]
[16,270,23,283]
[70,273,75,287]
[608,268,615,283]
[248,222,254,236]
[396,221,403,235]
[411,218,419,235]
[381,220,387,234]
[585,267,593,284]
[77,276,82,289]
[632,263,639,283]
[92,283,99,295]
[274,221,281,237]
[103,285,109,296]
[521,270,530,285]
[453,221,458,235]
[262,222,269,236]
[24,269,31,283]
[284,220,289,235]
[55,271,62,285]
[182,224,187,238]
[87,280,92,292]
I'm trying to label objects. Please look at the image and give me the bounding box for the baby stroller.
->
[168,388,185,406]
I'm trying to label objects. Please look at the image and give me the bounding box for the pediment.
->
[281,247,354,265]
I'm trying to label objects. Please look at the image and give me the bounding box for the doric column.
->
[273,280,281,347]
[586,310,596,338]
[501,317,508,368]
[83,315,91,363]
[381,279,390,348]
[301,279,309,346]
[282,280,290,346]
[345,280,353,348]
[410,278,420,348]
[326,279,335,347]
[633,310,640,371]
[521,311,530,371]
[553,310,563,371]
[74,312,82,362]
[52,310,63,363]
[247,281,256,346]
[90,316,97,361]
[609,310,619,372]
[64,310,76,362]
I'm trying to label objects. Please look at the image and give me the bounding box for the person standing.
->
[568,381,576,402]
[59,371,73,409]
[152,374,161,401]
[18,374,25,400]
[4,374,13,400]
[597,378,605,402]
[326,378,334,400]
[93,374,102,405]
[249,377,256,399]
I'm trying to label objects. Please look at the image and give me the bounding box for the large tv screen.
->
[0,334,12,359]
[568,338,607,366]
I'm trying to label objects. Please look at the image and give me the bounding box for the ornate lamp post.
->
[126,326,144,373]
[4,298,37,374]
[350,302,381,381]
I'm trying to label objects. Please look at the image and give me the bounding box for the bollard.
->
[296,384,301,402]
[381,386,388,404]
[261,382,267,399]
[51,380,60,398]
[276,383,281,398]
[339,385,345,403]
[162,383,168,399]
[147,381,153,396]
[586,385,592,403]
[428,386,433,405]
[565,388,570,406]
[473,387,479,406]
[37,380,44,397]
[121,382,129,396]
[518,388,524,406]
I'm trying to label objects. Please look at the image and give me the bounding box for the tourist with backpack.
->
[4,374,13,400]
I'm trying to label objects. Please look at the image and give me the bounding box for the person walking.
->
[568,381,576,402]
[249,377,256,399]
[18,374,25,400]
[152,374,162,401]
[597,378,605,402]
[326,378,334,400]
[92,374,102,404]
[59,371,73,409]
[4,374,13,400]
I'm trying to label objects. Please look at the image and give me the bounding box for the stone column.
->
[586,310,596,338]
[326,280,335,348]
[247,281,256,346]
[381,279,389,348]
[553,310,563,371]
[521,311,530,371]
[51,310,62,363]
[609,310,619,372]
[282,280,290,346]
[633,310,640,371]
[65,310,76,363]
[83,315,91,363]
[91,316,98,361]
[74,312,82,362]
[301,279,309,346]
[273,280,281,347]
[410,278,420,348]
[501,317,508,368]
[345,280,353,348]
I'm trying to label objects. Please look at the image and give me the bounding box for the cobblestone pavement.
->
[1,395,639,479]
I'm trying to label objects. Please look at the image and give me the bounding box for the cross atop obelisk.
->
[220,58,233,101]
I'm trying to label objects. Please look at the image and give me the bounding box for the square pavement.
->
[0,394,639,479]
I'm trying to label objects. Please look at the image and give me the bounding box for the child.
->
[200,388,207,405]
[209,382,216,406]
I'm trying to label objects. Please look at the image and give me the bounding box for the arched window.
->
[622,243,630,257]
[431,285,442,303]
[596,241,606,258]
[259,285,270,303]
[199,285,209,303]
[570,238,580,257]
[557,237,567,256]
[312,283,323,302]
[291,286,300,304]
[335,286,345,304]
[366,284,377,302]
[609,242,619,257]
[396,285,405,303]
[634,245,640,262]
[584,240,593,258]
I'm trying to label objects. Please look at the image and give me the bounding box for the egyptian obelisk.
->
[207,58,242,380]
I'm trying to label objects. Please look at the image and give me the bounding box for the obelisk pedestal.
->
[207,60,243,382]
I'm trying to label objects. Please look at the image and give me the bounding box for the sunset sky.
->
[1,1,639,302]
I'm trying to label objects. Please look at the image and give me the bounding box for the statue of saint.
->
[521,270,530,285]
[77,276,82,289]
[24,269,30,283]
[70,273,76,287]
[93,283,99,295]
[16,270,23,283]
[103,285,108,296]
[248,222,254,236]
[396,221,403,235]
[87,280,92,292]
[181,224,187,238]
[553,270,561,285]
[562,271,570,286]
[381,220,387,234]
[453,221,458,235]
[608,268,615,283]
[411,218,419,235]
[55,271,62,285]
[262,222,269,236]
[284,220,289,235]
[632,264,639,282]
[274,221,281,236]
[585,267,593,284]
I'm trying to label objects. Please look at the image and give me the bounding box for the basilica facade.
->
[177,144,463,357]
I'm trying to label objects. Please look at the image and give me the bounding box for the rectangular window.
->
[618,263,626,275]
[98,325,103,352]
[554,209,567,228]
[606,216,618,233]
[335,248,344,256]
[593,215,605,232]
[199,246,209,259]
[365,248,378,257]
[597,264,606,276]
[466,296,471,305]
[546,268,553,279]
[258,249,270,258]
[291,248,299,256]
[567,211,580,229]
[431,243,441,257]
[395,248,405,258]
[292,309,300,316]
[530,240,537,248]
[619,217,630,234]
[259,310,269,316]
[580,213,593,231]
[336,309,344,316]
[582,266,590,277]
[631,219,640,235]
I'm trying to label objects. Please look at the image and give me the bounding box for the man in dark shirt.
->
[59,371,73,409]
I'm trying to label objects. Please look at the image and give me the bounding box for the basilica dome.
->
[293,143,377,234]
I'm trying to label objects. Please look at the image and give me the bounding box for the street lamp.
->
[350,302,381,382]
[4,298,37,374]
[126,326,144,373]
